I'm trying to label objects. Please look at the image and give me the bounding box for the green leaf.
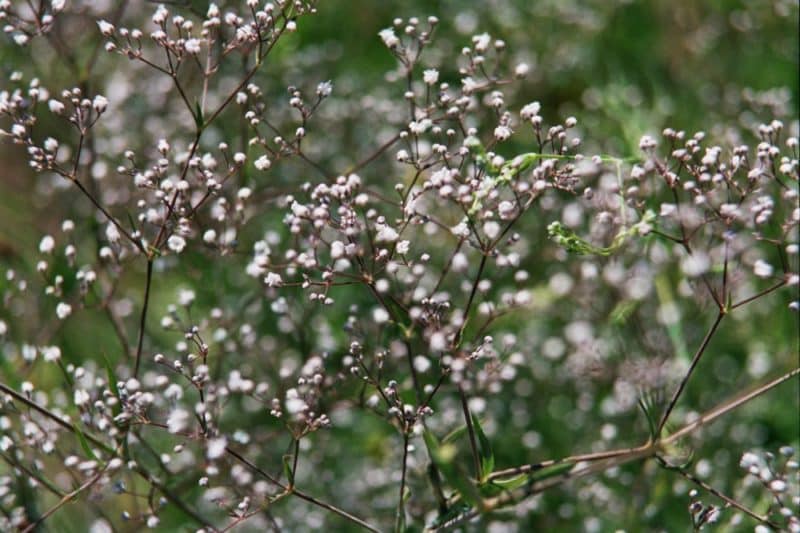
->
[471,415,494,482]
[442,423,468,444]
[547,210,656,256]
[490,473,528,491]
[428,502,472,530]
[193,102,204,129]
[423,430,481,507]
[395,502,407,533]
[282,454,295,486]
[74,423,98,461]
[100,352,121,417]
[529,461,575,482]
[638,390,663,441]
[610,299,638,325]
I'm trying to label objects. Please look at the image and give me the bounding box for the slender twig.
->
[345,132,402,175]
[292,489,383,533]
[0,452,64,498]
[225,446,381,531]
[397,432,410,531]
[21,461,110,533]
[453,253,488,347]
[665,463,780,529]
[433,367,798,531]
[487,444,652,481]
[0,383,110,453]
[656,311,725,435]
[459,386,482,480]
[68,177,146,254]
[133,260,154,378]
[664,367,799,444]
[730,280,788,310]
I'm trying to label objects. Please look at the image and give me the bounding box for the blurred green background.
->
[0,0,798,531]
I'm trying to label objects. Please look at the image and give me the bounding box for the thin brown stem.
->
[453,253,488,347]
[397,431,410,531]
[667,464,780,529]
[133,260,153,378]
[730,280,788,310]
[657,311,725,435]
[459,385,482,480]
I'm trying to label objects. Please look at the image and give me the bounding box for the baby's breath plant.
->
[0,1,797,532]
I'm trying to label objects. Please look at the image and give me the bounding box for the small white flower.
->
[74,389,90,407]
[520,102,541,120]
[39,235,55,254]
[423,69,439,85]
[316,81,333,97]
[659,203,677,217]
[413,356,431,373]
[233,152,246,165]
[498,201,515,219]
[92,95,108,113]
[43,137,59,152]
[56,302,72,319]
[206,436,227,459]
[167,235,186,253]
[429,331,447,351]
[184,38,201,54]
[409,119,432,135]
[285,389,308,415]
[178,289,195,306]
[42,345,61,362]
[264,272,282,287]
[639,135,657,151]
[330,240,345,259]
[105,223,120,243]
[769,479,787,492]
[291,202,309,218]
[254,155,271,170]
[372,307,390,324]
[396,240,410,254]
[494,125,512,141]
[514,62,530,77]
[451,221,470,238]
[376,224,399,243]
[48,99,65,114]
[462,77,479,94]
[739,452,760,469]
[753,260,773,278]
[472,33,491,52]
[483,221,501,239]
[379,28,399,48]
[97,20,115,36]
[203,229,217,243]
[167,408,190,434]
